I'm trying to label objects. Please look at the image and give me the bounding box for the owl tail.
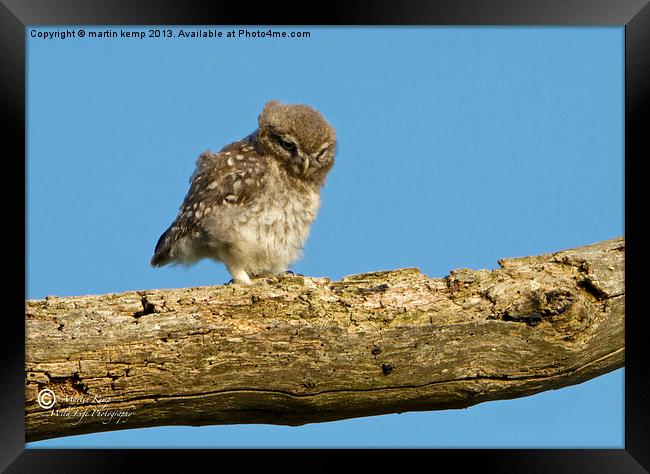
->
[150,228,172,267]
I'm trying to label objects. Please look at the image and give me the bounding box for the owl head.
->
[256,100,336,185]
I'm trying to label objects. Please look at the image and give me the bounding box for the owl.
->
[150,100,336,284]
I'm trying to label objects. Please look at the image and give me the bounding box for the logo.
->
[35,389,135,425]
[37,388,56,409]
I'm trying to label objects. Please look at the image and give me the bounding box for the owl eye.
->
[316,146,329,160]
[275,135,296,153]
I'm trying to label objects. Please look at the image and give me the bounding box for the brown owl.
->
[151,100,336,284]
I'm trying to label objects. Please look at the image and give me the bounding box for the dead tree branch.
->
[25,237,624,442]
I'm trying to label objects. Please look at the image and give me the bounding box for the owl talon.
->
[284,270,304,277]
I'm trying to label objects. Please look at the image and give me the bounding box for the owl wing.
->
[151,142,266,266]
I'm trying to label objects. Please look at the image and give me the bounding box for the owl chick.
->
[150,100,336,284]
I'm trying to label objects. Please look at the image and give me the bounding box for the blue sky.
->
[26,26,624,448]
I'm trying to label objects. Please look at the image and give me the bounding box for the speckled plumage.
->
[151,101,336,284]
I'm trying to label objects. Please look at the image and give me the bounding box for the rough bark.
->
[25,237,624,442]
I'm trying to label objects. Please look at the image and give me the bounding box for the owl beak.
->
[300,155,310,176]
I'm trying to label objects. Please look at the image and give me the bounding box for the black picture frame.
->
[4,0,648,471]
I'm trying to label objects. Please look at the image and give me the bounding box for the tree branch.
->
[25,237,624,442]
